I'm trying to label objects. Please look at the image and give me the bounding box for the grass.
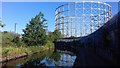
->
[1,42,54,58]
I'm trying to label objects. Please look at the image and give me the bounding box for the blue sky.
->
[1,2,119,34]
[1,0,120,2]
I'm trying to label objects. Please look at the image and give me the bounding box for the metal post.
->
[15,23,17,33]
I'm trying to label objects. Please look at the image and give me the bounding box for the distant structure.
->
[55,1,112,37]
[0,18,5,28]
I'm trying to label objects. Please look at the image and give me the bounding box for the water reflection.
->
[2,50,76,68]
[42,52,76,66]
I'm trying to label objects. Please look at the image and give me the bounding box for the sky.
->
[1,0,120,2]
[1,1,119,34]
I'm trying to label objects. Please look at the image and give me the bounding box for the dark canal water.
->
[2,50,76,68]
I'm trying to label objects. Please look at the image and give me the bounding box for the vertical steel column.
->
[71,18,72,37]
[62,6,64,37]
[109,6,112,19]
[75,3,77,37]
[83,1,85,36]
[14,23,17,34]
[58,8,60,32]
[68,3,70,37]
[104,3,106,23]
[67,4,69,37]
[98,2,100,28]
[90,1,92,33]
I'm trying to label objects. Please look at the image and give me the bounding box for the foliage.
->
[48,30,63,42]
[69,36,75,38]
[1,30,54,58]
[22,12,47,46]
[53,30,63,40]
[1,45,52,58]
[2,31,21,47]
[1,12,56,59]
[47,32,54,42]
[12,36,25,46]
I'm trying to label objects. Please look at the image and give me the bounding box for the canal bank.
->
[1,47,76,68]
[0,45,54,64]
[1,48,54,67]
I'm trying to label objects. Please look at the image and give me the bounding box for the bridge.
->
[54,11,120,67]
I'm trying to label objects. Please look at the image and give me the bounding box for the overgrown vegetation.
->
[48,30,63,42]
[1,44,54,58]
[1,12,62,59]
[2,31,22,47]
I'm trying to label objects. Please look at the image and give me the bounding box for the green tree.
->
[48,32,54,42]
[47,30,62,42]
[22,12,47,46]
[53,30,62,40]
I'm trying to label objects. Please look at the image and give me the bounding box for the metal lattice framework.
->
[55,1,112,37]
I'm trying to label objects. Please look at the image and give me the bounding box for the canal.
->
[2,49,76,68]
